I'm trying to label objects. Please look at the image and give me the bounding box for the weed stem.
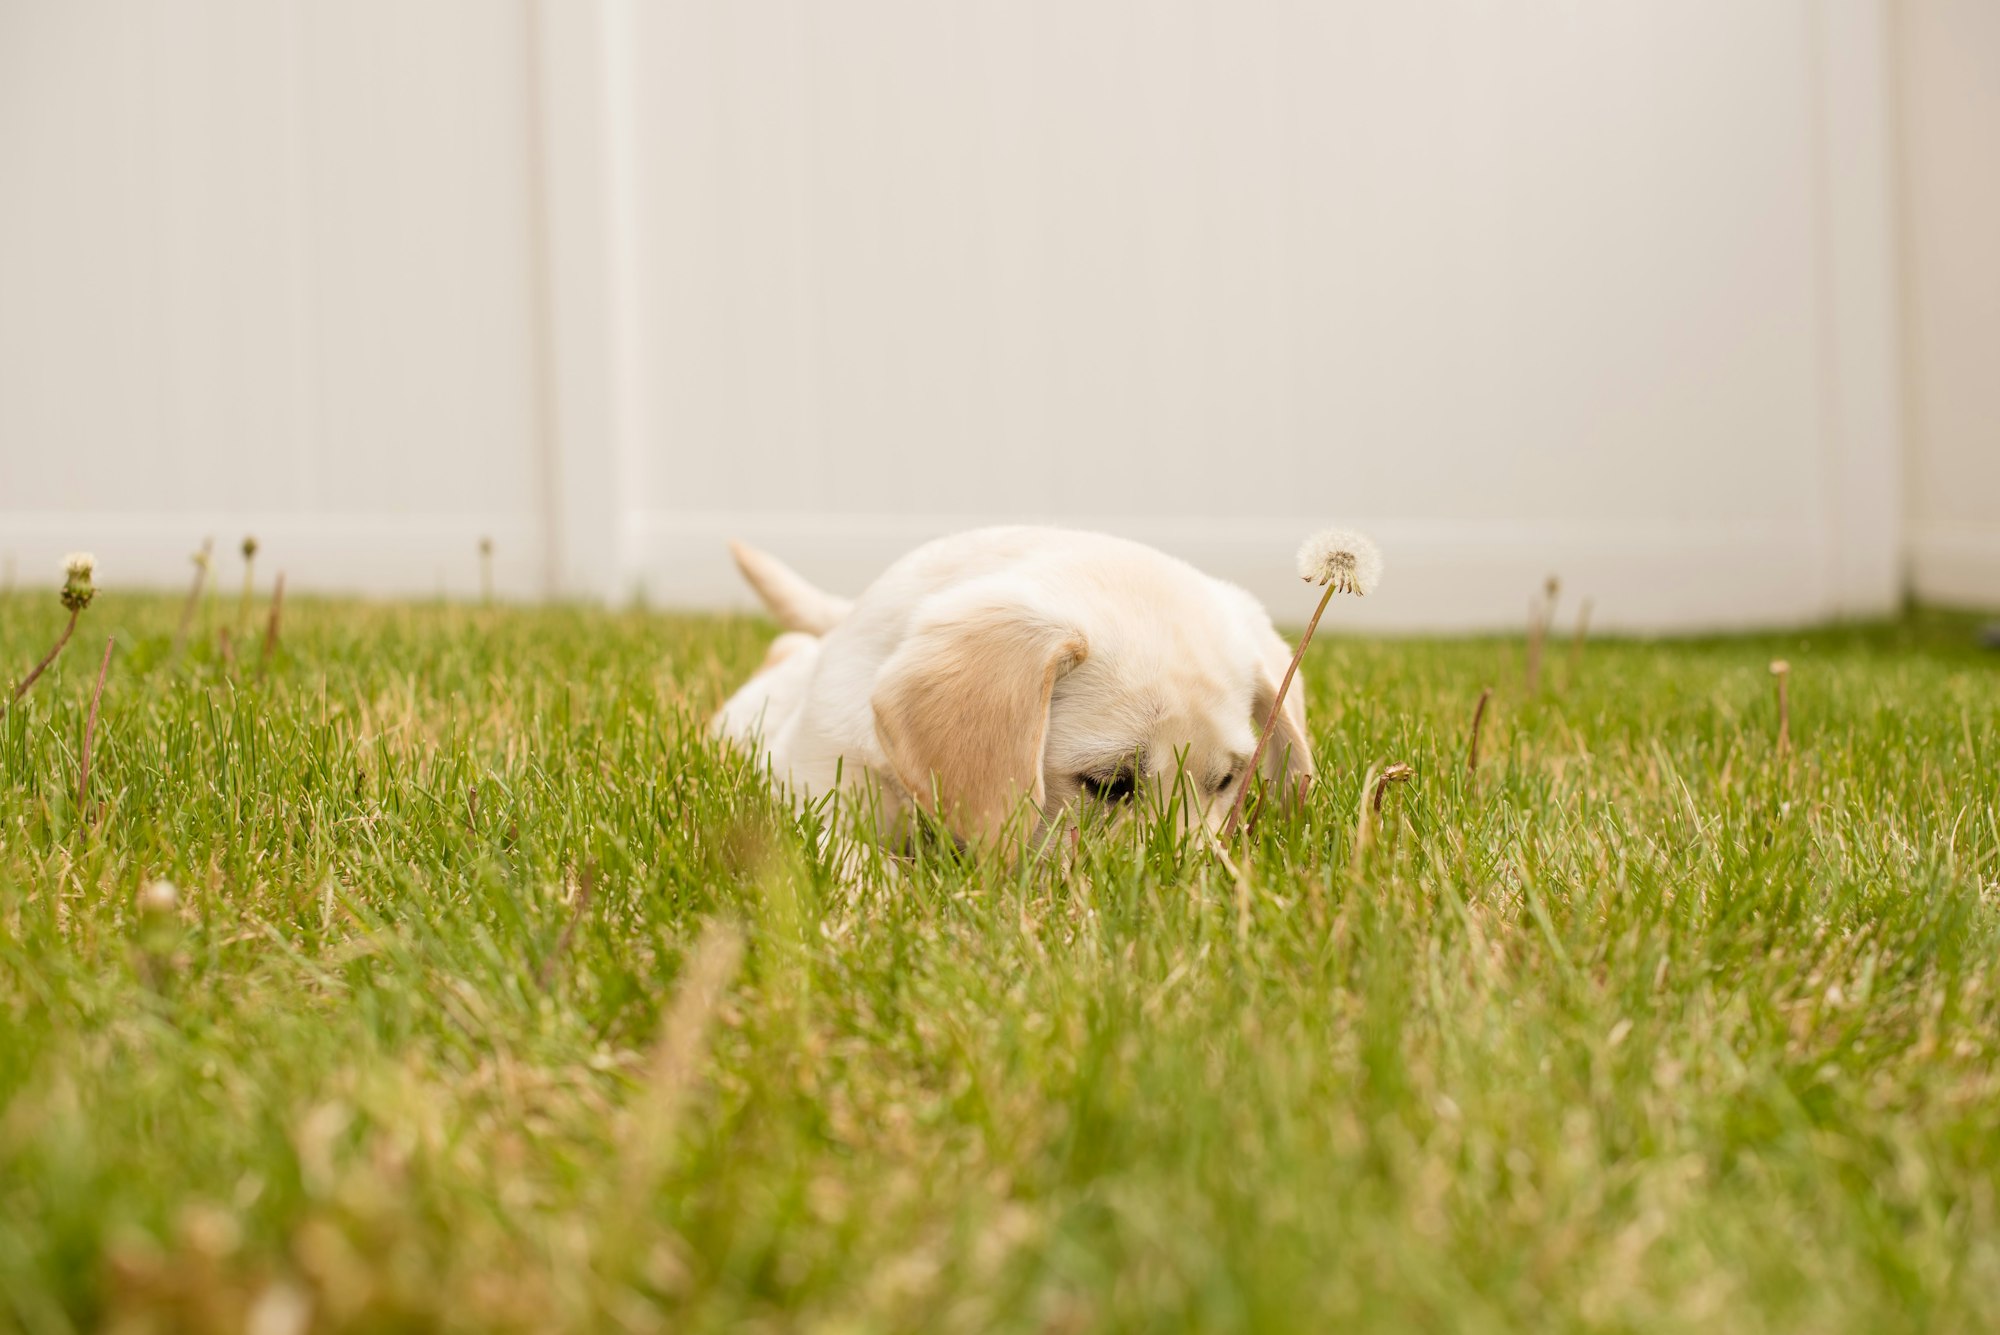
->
[260,573,286,673]
[172,538,213,660]
[538,862,599,991]
[1466,687,1494,776]
[1220,581,1337,840]
[77,636,113,814]
[6,607,80,712]
[1566,598,1593,691]
[1525,577,1560,694]
[1771,660,1792,757]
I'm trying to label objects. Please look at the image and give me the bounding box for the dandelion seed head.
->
[1295,528,1383,596]
[64,552,94,580]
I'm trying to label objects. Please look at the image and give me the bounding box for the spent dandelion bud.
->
[60,552,97,613]
[1295,528,1383,596]
[1371,761,1416,814]
[8,555,94,711]
[241,536,260,561]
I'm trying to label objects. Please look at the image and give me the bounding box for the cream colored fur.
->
[713,528,1314,852]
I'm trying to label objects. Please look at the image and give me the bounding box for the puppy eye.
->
[1079,770,1137,803]
[1216,768,1243,792]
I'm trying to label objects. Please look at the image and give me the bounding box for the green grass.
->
[3,590,1997,1333]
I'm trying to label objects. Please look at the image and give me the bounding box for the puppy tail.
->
[729,540,853,635]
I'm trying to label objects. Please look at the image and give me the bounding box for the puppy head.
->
[870,566,1314,850]
[1040,578,1314,838]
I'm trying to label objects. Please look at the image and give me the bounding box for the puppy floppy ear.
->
[871,600,1088,847]
[1253,632,1317,800]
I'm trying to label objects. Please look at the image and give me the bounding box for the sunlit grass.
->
[3,590,1997,1332]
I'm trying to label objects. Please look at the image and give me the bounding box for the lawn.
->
[2,588,1996,1333]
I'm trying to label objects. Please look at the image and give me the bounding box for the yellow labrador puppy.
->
[715,528,1313,852]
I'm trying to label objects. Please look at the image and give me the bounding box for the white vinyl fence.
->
[1,1,1994,629]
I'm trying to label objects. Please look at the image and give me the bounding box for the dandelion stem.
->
[1565,598,1592,691]
[1771,660,1792,757]
[1220,581,1337,840]
[6,607,80,712]
[537,861,599,991]
[237,537,259,635]
[1524,576,1560,694]
[260,573,286,673]
[77,636,113,814]
[1466,686,1494,776]
[173,538,213,659]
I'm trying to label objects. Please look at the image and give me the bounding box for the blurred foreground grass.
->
[2,590,1997,1332]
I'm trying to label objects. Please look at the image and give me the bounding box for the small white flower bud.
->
[60,551,98,612]
[138,879,180,915]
